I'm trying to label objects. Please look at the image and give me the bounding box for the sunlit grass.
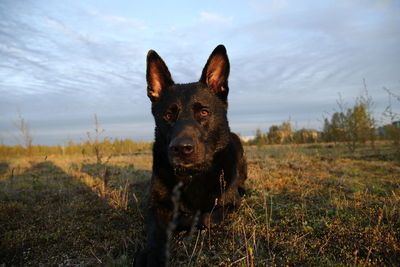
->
[0,143,399,265]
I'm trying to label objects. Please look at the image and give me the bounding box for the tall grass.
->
[0,143,399,265]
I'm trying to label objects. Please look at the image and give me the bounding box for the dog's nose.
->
[169,138,195,156]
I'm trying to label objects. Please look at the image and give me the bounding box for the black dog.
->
[135,45,247,266]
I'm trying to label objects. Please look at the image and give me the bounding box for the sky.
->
[0,0,399,145]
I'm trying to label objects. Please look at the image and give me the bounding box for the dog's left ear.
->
[147,50,174,102]
[200,44,230,101]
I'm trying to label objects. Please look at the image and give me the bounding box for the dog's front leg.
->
[135,207,171,267]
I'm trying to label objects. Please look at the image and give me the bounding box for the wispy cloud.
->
[0,0,399,144]
[199,12,234,25]
[86,7,148,30]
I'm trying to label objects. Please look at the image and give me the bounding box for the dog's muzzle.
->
[169,137,195,158]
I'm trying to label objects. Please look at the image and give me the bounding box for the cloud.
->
[199,12,234,25]
[0,1,151,144]
[247,0,289,11]
[0,0,399,145]
[85,7,148,30]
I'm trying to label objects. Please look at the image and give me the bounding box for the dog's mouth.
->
[169,153,196,167]
[168,145,203,167]
[172,161,210,178]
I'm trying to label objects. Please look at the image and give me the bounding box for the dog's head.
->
[146,45,231,173]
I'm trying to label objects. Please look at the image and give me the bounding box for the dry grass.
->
[0,143,399,266]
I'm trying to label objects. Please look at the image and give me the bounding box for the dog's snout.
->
[169,138,195,156]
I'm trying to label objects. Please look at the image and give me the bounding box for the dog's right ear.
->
[200,45,230,102]
[146,50,174,102]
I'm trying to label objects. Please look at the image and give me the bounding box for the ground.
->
[0,143,399,266]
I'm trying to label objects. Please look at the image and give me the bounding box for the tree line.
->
[1,85,399,157]
[0,138,151,159]
[246,89,400,152]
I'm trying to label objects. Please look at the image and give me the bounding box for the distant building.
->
[376,121,400,137]
[377,126,386,137]
[240,136,254,142]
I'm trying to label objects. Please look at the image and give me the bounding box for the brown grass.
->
[0,143,399,266]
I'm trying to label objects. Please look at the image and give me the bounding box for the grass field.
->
[0,143,399,266]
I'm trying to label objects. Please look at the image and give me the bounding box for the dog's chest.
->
[178,175,221,212]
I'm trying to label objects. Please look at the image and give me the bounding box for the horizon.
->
[1,0,399,146]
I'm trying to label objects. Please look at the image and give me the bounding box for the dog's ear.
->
[200,44,230,100]
[147,50,174,102]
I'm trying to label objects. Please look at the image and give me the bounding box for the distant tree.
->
[344,103,373,152]
[268,125,281,144]
[294,129,319,144]
[279,122,293,143]
[359,79,377,149]
[267,122,293,144]
[322,118,332,142]
[383,86,400,148]
[293,129,306,144]
[323,81,377,152]
[86,114,114,165]
[385,124,400,146]
[323,111,347,144]
[65,140,77,155]
[113,138,122,155]
[13,110,33,155]
[250,128,268,147]
[331,112,346,143]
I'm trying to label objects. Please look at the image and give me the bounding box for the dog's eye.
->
[164,112,173,120]
[200,109,209,117]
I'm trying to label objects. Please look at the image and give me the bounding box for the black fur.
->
[135,45,247,267]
